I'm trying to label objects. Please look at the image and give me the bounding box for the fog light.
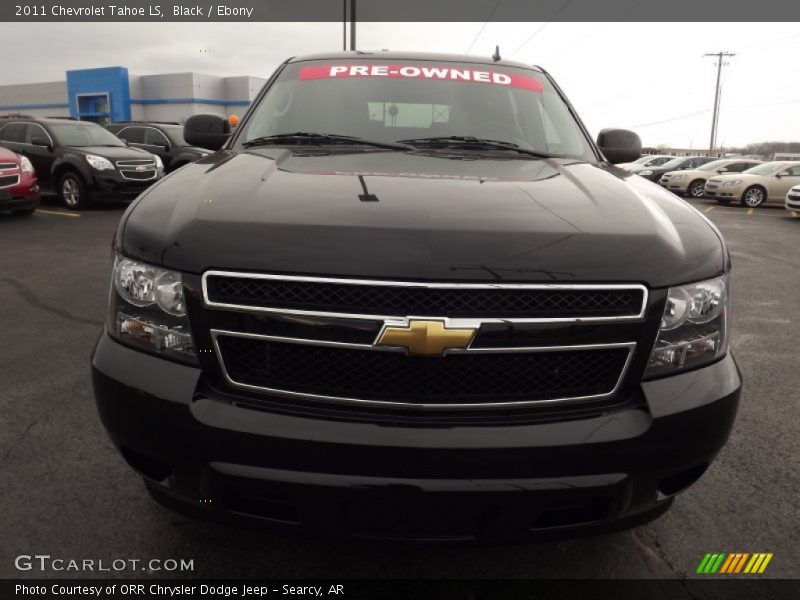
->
[117,312,195,355]
[648,332,720,371]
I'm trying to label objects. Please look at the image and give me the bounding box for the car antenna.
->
[492,45,501,62]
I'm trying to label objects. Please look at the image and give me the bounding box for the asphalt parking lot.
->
[1,194,798,581]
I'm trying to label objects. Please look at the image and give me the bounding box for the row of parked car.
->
[0,115,211,213]
[2,117,798,216]
[621,154,800,211]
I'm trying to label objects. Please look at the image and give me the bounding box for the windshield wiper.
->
[243,132,412,151]
[396,136,554,158]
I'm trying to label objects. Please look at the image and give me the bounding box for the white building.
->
[0,66,267,124]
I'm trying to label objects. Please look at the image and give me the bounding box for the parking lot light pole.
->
[704,51,735,154]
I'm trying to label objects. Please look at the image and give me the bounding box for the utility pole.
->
[342,0,346,50]
[349,0,356,50]
[704,51,735,154]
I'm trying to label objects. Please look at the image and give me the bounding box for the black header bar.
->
[4,0,800,22]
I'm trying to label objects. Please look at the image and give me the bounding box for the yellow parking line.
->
[791,210,798,218]
[746,208,754,215]
[36,209,80,218]
[704,206,715,213]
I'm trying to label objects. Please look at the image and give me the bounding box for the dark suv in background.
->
[106,121,210,172]
[0,116,163,210]
[629,155,716,182]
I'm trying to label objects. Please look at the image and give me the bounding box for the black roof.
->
[108,121,181,127]
[0,115,92,124]
[287,50,543,72]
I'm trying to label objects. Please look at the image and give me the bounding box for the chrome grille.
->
[213,332,635,410]
[0,174,20,188]
[199,273,646,411]
[203,273,647,321]
[115,159,158,181]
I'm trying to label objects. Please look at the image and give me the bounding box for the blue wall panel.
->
[66,67,131,121]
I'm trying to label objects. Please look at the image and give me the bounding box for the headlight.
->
[85,154,115,171]
[645,275,729,378]
[670,174,685,180]
[109,254,196,363]
[722,180,742,187]
[638,170,653,176]
[20,155,35,174]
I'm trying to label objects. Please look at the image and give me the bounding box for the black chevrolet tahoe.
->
[105,121,210,172]
[0,116,163,210]
[92,52,741,541]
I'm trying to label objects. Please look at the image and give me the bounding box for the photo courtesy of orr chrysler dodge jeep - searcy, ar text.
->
[92,52,741,541]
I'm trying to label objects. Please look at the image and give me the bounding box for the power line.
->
[542,0,650,62]
[634,109,711,128]
[633,97,800,129]
[465,0,502,54]
[509,0,576,57]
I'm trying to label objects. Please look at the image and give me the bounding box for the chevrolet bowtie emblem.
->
[376,320,476,356]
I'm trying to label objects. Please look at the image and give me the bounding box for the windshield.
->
[646,156,672,166]
[698,160,728,172]
[236,60,594,160]
[659,157,689,170]
[48,122,126,147]
[744,162,784,175]
[164,126,187,146]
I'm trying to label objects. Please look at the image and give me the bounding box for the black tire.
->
[12,207,36,216]
[687,179,706,199]
[741,186,766,208]
[59,171,90,211]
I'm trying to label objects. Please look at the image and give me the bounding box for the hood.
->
[631,165,670,175]
[75,145,155,160]
[184,146,210,154]
[119,150,726,288]
[707,172,758,184]
[0,147,19,162]
[663,169,702,178]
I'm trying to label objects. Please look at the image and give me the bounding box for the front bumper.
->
[91,171,160,200]
[92,333,741,541]
[659,176,688,193]
[785,193,800,211]
[0,187,40,212]
[704,181,744,200]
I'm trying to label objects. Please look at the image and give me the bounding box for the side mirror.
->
[184,114,230,151]
[596,128,642,165]
[776,172,786,178]
[717,168,728,173]
[31,137,51,149]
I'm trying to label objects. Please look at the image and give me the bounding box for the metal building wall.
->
[0,81,70,117]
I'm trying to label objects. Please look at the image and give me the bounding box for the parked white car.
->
[786,185,800,213]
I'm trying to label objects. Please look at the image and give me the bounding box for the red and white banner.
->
[298,64,543,92]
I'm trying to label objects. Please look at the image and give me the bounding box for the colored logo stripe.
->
[697,553,773,574]
[697,553,726,573]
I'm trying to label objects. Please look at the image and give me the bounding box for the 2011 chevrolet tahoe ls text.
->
[92,52,741,542]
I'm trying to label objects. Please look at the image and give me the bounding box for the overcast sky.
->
[1,21,799,148]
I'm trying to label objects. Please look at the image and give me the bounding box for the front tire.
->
[741,186,766,208]
[688,179,706,198]
[59,171,90,210]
